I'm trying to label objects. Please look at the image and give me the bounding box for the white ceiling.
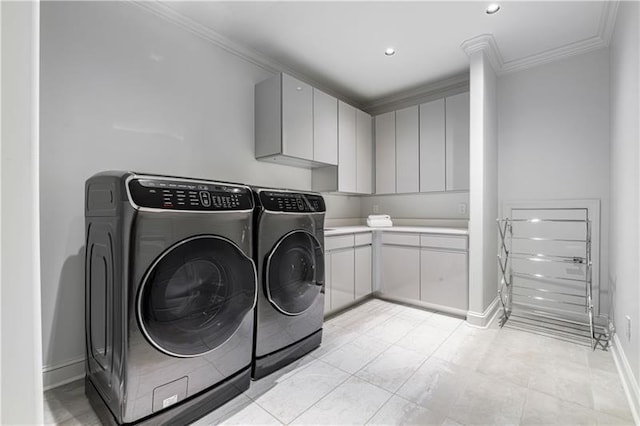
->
[159,1,611,106]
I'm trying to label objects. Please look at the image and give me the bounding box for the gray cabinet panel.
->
[282,74,313,161]
[313,88,338,165]
[355,245,372,299]
[338,101,357,193]
[356,110,373,194]
[419,98,446,192]
[420,249,468,310]
[331,248,355,311]
[375,112,396,194]
[395,105,419,193]
[445,92,470,191]
[381,245,420,300]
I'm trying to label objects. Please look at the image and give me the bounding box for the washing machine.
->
[251,187,326,379]
[84,171,257,425]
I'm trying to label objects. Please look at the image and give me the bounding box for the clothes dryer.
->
[251,188,326,379]
[84,172,257,424]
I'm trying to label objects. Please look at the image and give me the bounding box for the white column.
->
[461,35,500,326]
[1,1,44,423]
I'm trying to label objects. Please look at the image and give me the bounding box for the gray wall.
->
[360,192,469,220]
[609,0,640,388]
[497,48,611,316]
[39,1,313,386]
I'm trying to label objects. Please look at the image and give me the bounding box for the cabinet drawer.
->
[354,232,372,246]
[381,232,420,247]
[420,234,467,251]
[325,234,355,251]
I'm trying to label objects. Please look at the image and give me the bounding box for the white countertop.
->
[324,225,468,236]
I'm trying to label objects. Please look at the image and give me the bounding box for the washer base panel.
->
[85,366,251,425]
[252,329,322,380]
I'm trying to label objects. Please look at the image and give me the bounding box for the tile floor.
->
[44,299,635,425]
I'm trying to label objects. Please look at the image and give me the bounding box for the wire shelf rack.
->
[497,217,608,350]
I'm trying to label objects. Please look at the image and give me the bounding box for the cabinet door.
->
[381,245,420,300]
[419,99,446,192]
[338,101,357,193]
[395,105,419,193]
[356,110,373,194]
[330,248,355,311]
[282,74,313,161]
[420,249,468,310]
[445,92,470,191]
[313,89,338,165]
[375,111,396,194]
[354,245,372,299]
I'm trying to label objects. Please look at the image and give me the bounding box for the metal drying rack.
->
[497,217,608,350]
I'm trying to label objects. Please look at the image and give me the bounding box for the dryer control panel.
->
[259,191,325,213]
[128,178,253,211]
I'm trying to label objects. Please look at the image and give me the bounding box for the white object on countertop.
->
[367,214,393,227]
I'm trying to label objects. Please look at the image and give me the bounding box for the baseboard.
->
[466,296,500,328]
[42,356,85,391]
[610,333,640,425]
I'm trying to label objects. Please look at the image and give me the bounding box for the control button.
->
[199,191,211,207]
[197,185,208,191]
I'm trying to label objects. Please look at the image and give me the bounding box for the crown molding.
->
[598,0,619,46]
[460,34,503,73]
[133,0,619,112]
[131,1,363,109]
[362,72,469,116]
[461,1,619,76]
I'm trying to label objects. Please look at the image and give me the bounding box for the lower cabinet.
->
[381,245,420,300]
[331,248,355,311]
[420,248,468,311]
[380,232,468,314]
[355,245,372,299]
[324,232,373,315]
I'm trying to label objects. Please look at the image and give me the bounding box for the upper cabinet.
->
[255,73,338,168]
[313,88,338,165]
[374,111,396,194]
[312,101,373,194]
[374,91,469,194]
[395,106,420,193]
[356,109,373,194]
[444,92,470,191]
[337,101,357,193]
[419,98,446,192]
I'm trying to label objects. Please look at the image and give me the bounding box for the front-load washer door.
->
[265,230,324,316]
[137,235,257,357]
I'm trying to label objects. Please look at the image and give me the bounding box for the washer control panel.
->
[259,191,325,213]
[128,178,253,211]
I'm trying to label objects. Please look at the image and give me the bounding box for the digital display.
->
[128,179,253,211]
[259,191,325,213]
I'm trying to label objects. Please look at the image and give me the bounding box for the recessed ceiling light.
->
[384,48,396,56]
[486,3,501,14]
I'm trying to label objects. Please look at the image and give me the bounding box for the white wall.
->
[39,1,314,387]
[467,49,498,321]
[609,0,640,401]
[498,48,611,317]
[1,1,44,422]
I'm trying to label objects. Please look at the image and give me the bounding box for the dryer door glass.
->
[138,236,257,357]
[266,231,324,315]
